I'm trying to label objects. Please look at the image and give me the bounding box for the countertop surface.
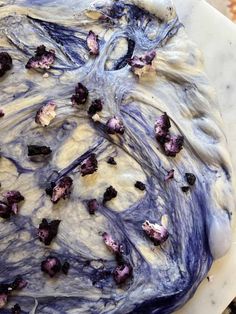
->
[173,0,236,313]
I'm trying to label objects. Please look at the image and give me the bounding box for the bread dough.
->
[0,0,234,313]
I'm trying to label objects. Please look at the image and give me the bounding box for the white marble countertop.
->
[173,1,236,313]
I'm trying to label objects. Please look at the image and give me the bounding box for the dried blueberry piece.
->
[142,220,169,246]
[87,199,99,215]
[28,145,52,156]
[128,55,145,69]
[155,113,184,157]
[102,232,123,255]
[0,52,12,77]
[11,276,27,290]
[3,191,24,205]
[106,116,125,135]
[41,256,62,277]
[86,31,99,55]
[25,45,55,70]
[51,176,73,203]
[71,83,88,106]
[103,186,117,203]
[164,135,184,157]
[185,173,196,186]
[35,102,56,127]
[181,186,190,193]
[62,261,70,275]
[37,218,61,245]
[88,99,103,115]
[80,154,98,177]
[0,201,11,219]
[107,157,117,165]
[114,263,133,284]
[0,109,5,118]
[11,303,21,314]
[75,82,87,97]
[165,169,175,181]
[128,51,156,68]
[0,191,24,218]
[155,113,171,143]
[134,181,146,191]
[128,51,156,77]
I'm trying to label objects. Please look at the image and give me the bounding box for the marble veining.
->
[0,0,235,313]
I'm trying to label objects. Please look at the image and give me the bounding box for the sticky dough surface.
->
[0,0,234,313]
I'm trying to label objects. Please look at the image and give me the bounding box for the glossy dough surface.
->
[0,0,234,313]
